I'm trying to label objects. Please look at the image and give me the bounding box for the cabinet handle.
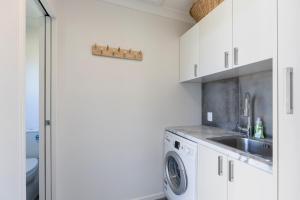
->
[218,156,223,176]
[194,64,198,77]
[286,67,294,114]
[234,47,239,65]
[228,160,234,182]
[224,52,229,68]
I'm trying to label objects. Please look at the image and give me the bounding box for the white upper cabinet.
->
[198,0,232,77]
[180,24,199,82]
[179,0,275,82]
[232,0,274,67]
[228,158,274,200]
[198,145,228,200]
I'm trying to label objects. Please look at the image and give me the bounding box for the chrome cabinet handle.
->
[224,52,229,68]
[286,67,294,114]
[234,47,239,65]
[218,156,223,176]
[194,64,198,77]
[228,160,234,182]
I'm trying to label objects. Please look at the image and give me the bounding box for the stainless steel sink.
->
[208,136,272,161]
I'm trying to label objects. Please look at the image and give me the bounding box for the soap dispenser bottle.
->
[254,117,265,139]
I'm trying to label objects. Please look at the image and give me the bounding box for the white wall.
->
[26,26,40,131]
[53,0,201,200]
[0,0,26,200]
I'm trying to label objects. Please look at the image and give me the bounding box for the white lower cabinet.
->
[198,144,274,200]
[198,145,228,200]
[227,158,274,200]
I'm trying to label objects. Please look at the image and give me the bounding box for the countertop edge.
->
[165,126,273,174]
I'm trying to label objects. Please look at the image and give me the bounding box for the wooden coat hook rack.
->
[92,44,143,61]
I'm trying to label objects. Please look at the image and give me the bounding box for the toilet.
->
[26,158,39,200]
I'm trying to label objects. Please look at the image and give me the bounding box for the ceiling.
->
[100,0,196,24]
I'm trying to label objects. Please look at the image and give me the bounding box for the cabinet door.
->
[278,0,300,199]
[228,159,274,200]
[180,24,199,82]
[198,0,232,77]
[233,0,275,67]
[198,145,228,200]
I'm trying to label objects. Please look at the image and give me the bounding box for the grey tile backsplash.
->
[202,70,273,138]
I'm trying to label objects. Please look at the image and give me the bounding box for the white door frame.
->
[38,14,46,200]
[27,1,53,200]
[44,15,53,200]
[39,14,53,200]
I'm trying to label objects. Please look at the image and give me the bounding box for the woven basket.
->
[190,0,224,22]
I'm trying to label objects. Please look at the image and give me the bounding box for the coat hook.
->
[92,44,143,61]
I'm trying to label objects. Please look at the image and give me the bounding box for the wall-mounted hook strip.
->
[92,44,143,61]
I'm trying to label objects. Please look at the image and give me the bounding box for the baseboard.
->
[131,192,165,200]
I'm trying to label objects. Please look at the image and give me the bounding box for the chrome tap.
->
[238,92,252,138]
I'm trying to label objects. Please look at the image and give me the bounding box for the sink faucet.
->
[238,92,252,138]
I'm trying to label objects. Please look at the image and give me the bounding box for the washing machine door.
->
[165,151,188,195]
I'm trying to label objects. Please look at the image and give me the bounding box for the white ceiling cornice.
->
[99,0,195,24]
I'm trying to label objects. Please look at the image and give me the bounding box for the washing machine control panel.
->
[174,141,180,149]
[174,140,193,155]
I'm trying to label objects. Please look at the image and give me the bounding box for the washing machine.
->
[163,131,198,200]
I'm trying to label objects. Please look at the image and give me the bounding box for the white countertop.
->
[166,125,273,173]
